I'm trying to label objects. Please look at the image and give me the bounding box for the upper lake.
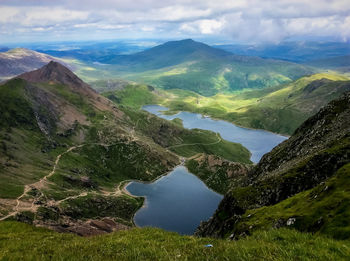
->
[143,104,288,163]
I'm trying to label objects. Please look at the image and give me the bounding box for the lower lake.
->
[126,166,223,235]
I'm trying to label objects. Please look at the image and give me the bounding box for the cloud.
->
[0,0,349,43]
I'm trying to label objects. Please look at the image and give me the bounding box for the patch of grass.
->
[103,84,164,109]
[0,222,349,260]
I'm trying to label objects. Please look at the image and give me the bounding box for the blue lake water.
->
[126,105,288,235]
[126,166,223,235]
[142,104,288,163]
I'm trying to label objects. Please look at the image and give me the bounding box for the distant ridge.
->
[0,48,68,79]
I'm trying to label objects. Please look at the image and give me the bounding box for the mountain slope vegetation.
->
[196,90,350,240]
[0,62,250,235]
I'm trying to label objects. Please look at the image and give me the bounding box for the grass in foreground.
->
[0,221,349,260]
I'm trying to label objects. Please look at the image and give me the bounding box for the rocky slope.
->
[196,90,350,239]
[186,154,252,194]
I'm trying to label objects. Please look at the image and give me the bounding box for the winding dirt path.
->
[0,139,138,221]
[0,124,212,221]
[0,145,84,221]
[166,133,222,149]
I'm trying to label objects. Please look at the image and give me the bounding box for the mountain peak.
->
[18,61,84,88]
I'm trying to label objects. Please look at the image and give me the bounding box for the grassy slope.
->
[0,221,349,261]
[0,79,62,199]
[103,84,164,109]
[161,73,350,135]
[237,163,350,240]
[0,77,166,224]
[196,91,350,239]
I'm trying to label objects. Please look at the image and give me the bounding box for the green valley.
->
[0,62,250,235]
[102,72,350,135]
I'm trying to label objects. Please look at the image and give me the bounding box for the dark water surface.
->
[126,166,223,235]
[126,105,288,234]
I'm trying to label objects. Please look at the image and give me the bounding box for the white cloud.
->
[0,0,349,43]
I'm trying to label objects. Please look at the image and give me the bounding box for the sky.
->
[0,0,349,44]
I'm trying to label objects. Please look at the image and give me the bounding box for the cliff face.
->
[196,91,350,239]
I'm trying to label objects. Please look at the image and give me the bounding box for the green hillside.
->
[0,62,251,235]
[74,39,313,96]
[1,221,349,260]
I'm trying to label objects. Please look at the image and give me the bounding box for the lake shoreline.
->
[125,165,224,235]
[139,103,291,138]
[143,104,288,163]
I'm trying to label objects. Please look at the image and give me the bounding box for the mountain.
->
[101,39,233,69]
[0,48,68,80]
[1,62,349,260]
[215,41,350,62]
[196,90,350,239]
[305,55,350,72]
[0,62,250,235]
[86,39,314,96]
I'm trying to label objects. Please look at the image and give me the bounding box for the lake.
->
[126,166,223,235]
[142,104,288,163]
[126,105,288,235]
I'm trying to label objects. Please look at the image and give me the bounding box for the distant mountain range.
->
[0,48,68,81]
[305,55,350,72]
[215,41,350,62]
[2,39,349,97]
[93,39,314,95]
